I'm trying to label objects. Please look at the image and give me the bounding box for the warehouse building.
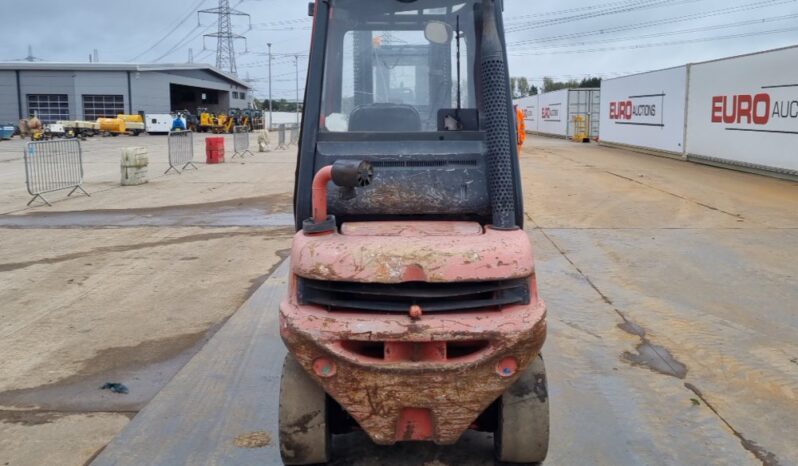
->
[0,63,253,123]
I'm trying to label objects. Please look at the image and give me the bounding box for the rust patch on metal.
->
[292,225,535,284]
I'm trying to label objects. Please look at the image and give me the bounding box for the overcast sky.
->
[1,0,797,98]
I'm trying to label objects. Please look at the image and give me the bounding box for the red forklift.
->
[280,0,548,463]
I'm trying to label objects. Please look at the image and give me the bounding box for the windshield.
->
[321,0,477,132]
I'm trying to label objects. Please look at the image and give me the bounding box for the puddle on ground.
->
[0,327,219,413]
[0,194,294,228]
[0,254,290,414]
[618,319,688,379]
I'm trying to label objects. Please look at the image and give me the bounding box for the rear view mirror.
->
[424,21,452,45]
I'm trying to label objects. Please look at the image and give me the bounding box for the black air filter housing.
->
[480,0,518,230]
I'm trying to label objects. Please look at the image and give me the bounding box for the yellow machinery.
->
[97,118,127,135]
[94,116,144,136]
[198,108,234,134]
[572,115,589,143]
[116,115,145,135]
[117,114,143,124]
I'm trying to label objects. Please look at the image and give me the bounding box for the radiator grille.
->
[298,278,530,313]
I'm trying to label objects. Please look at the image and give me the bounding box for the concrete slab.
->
[0,133,297,466]
[3,134,797,465]
[0,412,130,466]
[90,261,290,466]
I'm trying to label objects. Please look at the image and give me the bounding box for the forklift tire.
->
[279,354,330,465]
[495,354,549,464]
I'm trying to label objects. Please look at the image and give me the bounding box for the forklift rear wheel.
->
[279,354,330,465]
[495,354,549,464]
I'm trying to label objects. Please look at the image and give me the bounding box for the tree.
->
[257,98,301,112]
[510,76,538,97]
[579,77,602,88]
[543,77,582,92]
[518,77,530,97]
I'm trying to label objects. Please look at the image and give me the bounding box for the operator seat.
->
[349,104,422,132]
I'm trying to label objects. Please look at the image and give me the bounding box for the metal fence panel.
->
[166,131,198,174]
[232,126,253,159]
[24,139,89,206]
[289,126,300,146]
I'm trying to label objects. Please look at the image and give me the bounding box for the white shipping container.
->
[599,66,688,155]
[686,46,798,174]
[568,88,600,140]
[535,89,600,138]
[514,95,539,132]
[537,89,569,137]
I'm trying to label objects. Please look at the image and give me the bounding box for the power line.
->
[509,25,798,56]
[129,0,208,61]
[507,0,797,47]
[153,19,218,62]
[510,13,798,52]
[505,0,703,33]
[506,0,693,23]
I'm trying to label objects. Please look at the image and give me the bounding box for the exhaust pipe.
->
[305,160,373,234]
[480,0,517,230]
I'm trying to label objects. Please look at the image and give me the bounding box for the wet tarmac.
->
[0,196,295,229]
[0,328,216,413]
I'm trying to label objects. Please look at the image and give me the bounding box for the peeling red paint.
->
[292,223,535,284]
[280,220,547,446]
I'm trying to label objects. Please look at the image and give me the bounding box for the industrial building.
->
[0,63,253,123]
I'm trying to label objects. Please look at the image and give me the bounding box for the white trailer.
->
[599,66,688,156]
[685,45,798,176]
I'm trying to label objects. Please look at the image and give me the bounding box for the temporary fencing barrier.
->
[23,139,89,206]
[232,126,254,159]
[290,127,300,145]
[165,131,198,175]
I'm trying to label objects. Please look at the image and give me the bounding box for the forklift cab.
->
[295,0,524,230]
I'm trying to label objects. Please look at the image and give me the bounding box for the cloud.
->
[1,0,796,97]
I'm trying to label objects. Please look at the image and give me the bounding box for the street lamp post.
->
[267,42,273,131]
[295,55,300,126]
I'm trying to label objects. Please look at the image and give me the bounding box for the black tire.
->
[495,354,550,464]
[279,354,330,465]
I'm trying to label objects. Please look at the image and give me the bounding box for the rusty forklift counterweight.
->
[279,0,548,464]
